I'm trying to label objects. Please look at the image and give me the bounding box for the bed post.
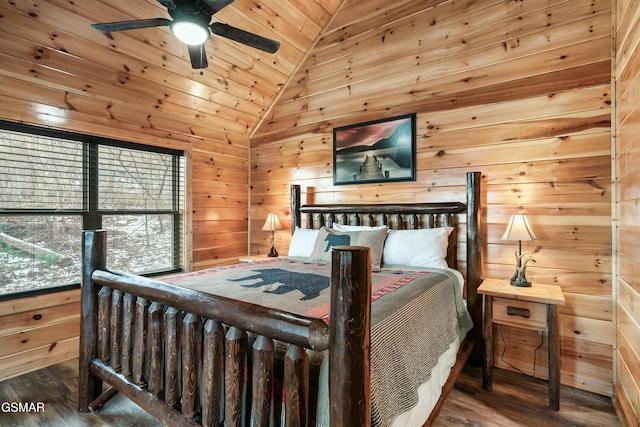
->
[291,184,301,235]
[466,171,483,366]
[78,230,107,412]
[329,246,372,427]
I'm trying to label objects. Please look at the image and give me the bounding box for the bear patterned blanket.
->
[164,257,472,427]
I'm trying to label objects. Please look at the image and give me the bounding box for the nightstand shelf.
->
[478,278,565,411]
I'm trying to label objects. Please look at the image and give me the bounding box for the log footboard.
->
[79,230,372,427]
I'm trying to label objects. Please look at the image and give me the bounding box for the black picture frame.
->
[333,113,416,185]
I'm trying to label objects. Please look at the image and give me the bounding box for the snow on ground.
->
[0,215,174,295]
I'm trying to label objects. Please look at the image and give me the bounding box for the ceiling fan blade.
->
[199,0,235,14]
[156,0,176,9]
[188,44,209,69]
[209,22,280,54]
[92,18,171,33]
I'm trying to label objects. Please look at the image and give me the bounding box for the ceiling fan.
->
[92,0,280,69]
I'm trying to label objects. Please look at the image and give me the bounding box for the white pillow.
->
[287,227,320,257]
[382,227,453,269]
[332,223,387,231]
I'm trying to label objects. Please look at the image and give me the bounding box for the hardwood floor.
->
[434,366,621,427]
[0,359,161,427]
[0,360,620,426]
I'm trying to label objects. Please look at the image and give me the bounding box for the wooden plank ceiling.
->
[0,0,342,141]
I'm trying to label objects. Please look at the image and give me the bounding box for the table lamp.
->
[262,213,283,257]
[501,213,538,287]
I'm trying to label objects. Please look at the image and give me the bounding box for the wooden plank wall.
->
[250,0,614,395]
[0,0,257,272]
[0,0,255,379]
[614,0,640,424]
[0,0,343,382]
[0,290,80,382]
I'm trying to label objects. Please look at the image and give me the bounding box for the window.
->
[0,121,185,298]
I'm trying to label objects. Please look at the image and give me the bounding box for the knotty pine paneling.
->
[0,0,346,379]
[251,0,614,396]
[0,290,80,382]
[493,325,614,395]
[615,0,640,424]
[0,337,79,383]
[253,0,611,140]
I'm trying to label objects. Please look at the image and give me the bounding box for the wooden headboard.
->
[290,171,483,365]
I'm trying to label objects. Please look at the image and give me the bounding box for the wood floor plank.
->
[0,359,161,426]
[435,366,621,427]
[0,382,40,427]
[0,359,620,426]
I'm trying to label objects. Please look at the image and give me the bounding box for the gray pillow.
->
[309,226,388,268]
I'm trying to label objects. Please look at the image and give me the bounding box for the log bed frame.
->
[78,171,482,427]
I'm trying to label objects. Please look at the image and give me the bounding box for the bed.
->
[78,171,483,427]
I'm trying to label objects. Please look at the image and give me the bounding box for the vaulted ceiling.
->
[0,0,343,143]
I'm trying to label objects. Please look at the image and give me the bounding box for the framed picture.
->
[333,113,416,185]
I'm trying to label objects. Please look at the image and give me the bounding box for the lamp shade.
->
[501,213,537,241]
[261,213,283,232]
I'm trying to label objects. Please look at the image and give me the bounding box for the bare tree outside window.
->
[0,126,184,297]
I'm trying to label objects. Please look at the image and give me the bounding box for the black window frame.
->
[0,120,184,300]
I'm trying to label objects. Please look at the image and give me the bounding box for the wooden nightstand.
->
[478,278,566,410]
[238,254,273,263]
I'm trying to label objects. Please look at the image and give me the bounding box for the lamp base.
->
[510,268,531,287]
[510,278,532,287]
[510,243,532,286]
[267,246,278,257]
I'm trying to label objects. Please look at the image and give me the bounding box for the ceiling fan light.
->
[171,21,209,45]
